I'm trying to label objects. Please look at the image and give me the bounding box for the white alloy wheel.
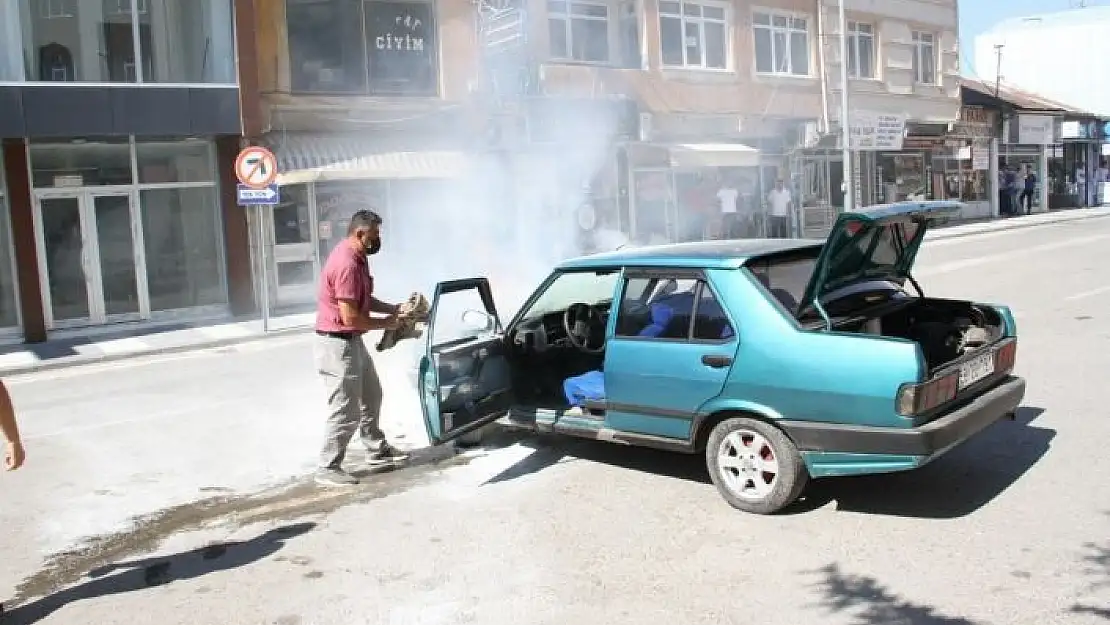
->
[717,429,780,500]
[704,417,809,515]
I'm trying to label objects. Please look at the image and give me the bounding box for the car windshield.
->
[519,269,621,320]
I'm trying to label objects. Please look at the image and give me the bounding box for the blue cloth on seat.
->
[563,370,606,407]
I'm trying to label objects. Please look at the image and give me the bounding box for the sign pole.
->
[257,204,271,333]
[838,0,855,212]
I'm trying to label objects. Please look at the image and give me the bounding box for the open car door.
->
[419,278,514,446]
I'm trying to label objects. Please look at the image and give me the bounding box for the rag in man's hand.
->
[377,292,430,351]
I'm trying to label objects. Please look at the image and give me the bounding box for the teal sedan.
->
[418,200,1025,514]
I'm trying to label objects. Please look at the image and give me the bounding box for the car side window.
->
[692,284,734,340]
[615,277,733,341]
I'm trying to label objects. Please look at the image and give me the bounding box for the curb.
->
[1,324,314,378]
[927,209,1110,242]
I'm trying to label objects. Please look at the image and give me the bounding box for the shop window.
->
[911,31,936,85]
[30,140,133,188]
[140,187,226,311]
[135,138,215,184]
[287,0,438,96]
[0,167,18,329]
[934,152,988,203]
[846,21,874,79]
[548,0,610,63]
[659,0,729,70]
[753,11,809,76]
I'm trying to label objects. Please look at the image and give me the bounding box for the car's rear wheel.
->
[705,417,809,515]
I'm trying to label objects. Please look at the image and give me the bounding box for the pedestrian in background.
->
[1020,164,1037,215]
[766,179,793,238]
[313,209,407,487]
[1,380,25,471]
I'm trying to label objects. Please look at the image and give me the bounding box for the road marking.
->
[21,399,244,440]
[1064,285,1110,302]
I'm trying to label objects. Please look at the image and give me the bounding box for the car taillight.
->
[994,340,1017,373]
[896,373,959,417]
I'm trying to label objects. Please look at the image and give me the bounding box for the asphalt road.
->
[2,215,1109,625]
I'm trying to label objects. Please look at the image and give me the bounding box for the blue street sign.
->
[237,183,279,206]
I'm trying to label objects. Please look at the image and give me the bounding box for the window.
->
[0,164,18,330]
[659,1,729,70]
[15,0,234,83]
[140,187,226,311]
[912,31,936,84]
[753,11,809,76]
[615,277,734,340]
[287,0,438,96]
[548,0,610,63]
[519,270,621,322]
[846,21,875,79]
[746,255,815,315]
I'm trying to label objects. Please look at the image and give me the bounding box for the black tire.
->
[705,417,809,515]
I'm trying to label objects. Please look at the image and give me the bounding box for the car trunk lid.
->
[797,200,965,322]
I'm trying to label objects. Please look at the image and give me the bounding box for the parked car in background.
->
[417,201,1025,514]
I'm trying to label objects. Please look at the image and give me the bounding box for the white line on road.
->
[1064,285,1110,301]
[20,398,244,440]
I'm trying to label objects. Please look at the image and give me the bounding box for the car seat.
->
[563,370,606,407]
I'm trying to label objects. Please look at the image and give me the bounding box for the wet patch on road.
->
[6,432,529,607]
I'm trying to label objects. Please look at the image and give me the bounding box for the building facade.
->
[0,0,249,343]
[973,6,1110,208]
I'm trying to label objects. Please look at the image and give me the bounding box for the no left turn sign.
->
[235,146,278,189]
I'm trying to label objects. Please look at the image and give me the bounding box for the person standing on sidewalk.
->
[1020,164,1037,215]
[1,380,25,471]
[766,179,793,238]
[314,209,407,487]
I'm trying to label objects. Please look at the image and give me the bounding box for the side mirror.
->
[460,309,495,333]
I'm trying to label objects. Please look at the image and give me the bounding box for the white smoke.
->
[351,101,624,448]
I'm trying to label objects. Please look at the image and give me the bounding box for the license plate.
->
[958,352,995,389]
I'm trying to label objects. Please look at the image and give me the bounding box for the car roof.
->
[556,238,825,271]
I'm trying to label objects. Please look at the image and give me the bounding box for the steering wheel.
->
[563,303,606,354]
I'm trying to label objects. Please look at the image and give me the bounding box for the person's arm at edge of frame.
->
[338,300,399,332]
[0,380,25,471]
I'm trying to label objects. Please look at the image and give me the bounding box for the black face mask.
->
[366,236,381,256]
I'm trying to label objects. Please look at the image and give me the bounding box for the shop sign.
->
[972,146,990,171]
[365,1,437,95]
[952,106,997,139]
[848,110,906,150]
[1016,115,1054,145]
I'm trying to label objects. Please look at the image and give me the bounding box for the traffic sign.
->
[237,183,279,206]
[234,146,278,189]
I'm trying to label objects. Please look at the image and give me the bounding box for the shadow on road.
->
[807,563,981,624]
[482,407,1052,520]
[786,407,1053,519]
[1,522,316,625]
[1071,539,1110,620]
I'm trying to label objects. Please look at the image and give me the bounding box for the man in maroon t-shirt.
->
[314,209,405,487]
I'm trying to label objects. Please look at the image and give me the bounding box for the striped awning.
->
[263,133,472,186]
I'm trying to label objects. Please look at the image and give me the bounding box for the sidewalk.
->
[1,207,1107,378]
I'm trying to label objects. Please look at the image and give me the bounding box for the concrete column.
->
[989,138,999,217]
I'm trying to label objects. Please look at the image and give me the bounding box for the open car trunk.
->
[833,296,1006,373]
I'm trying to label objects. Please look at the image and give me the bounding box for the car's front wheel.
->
[705,417,809,515]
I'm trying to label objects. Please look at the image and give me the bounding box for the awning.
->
[263,134,471,186]
[666,143,760,168]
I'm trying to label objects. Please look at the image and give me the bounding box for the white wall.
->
[823,0,961,124]
[974,8,1110,116]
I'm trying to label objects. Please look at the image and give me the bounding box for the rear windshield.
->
[746,251,819,315]
[823,220,921,292]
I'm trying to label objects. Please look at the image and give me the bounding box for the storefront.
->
[998,113,1054,213]
[27,137,228,331]
[626,142,764,243]
[1051,117,1105,208]
[930,106,997,219]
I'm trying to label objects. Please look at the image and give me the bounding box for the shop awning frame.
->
[664,142,762,168]
[263,134,472,185]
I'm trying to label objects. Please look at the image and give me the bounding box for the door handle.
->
[701,354,733,368]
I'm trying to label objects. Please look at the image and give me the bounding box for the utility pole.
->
[837,0,854,212]
[993,44,1004,97]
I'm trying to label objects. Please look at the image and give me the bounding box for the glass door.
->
[267,189,318,307]
[35,190,146,329]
